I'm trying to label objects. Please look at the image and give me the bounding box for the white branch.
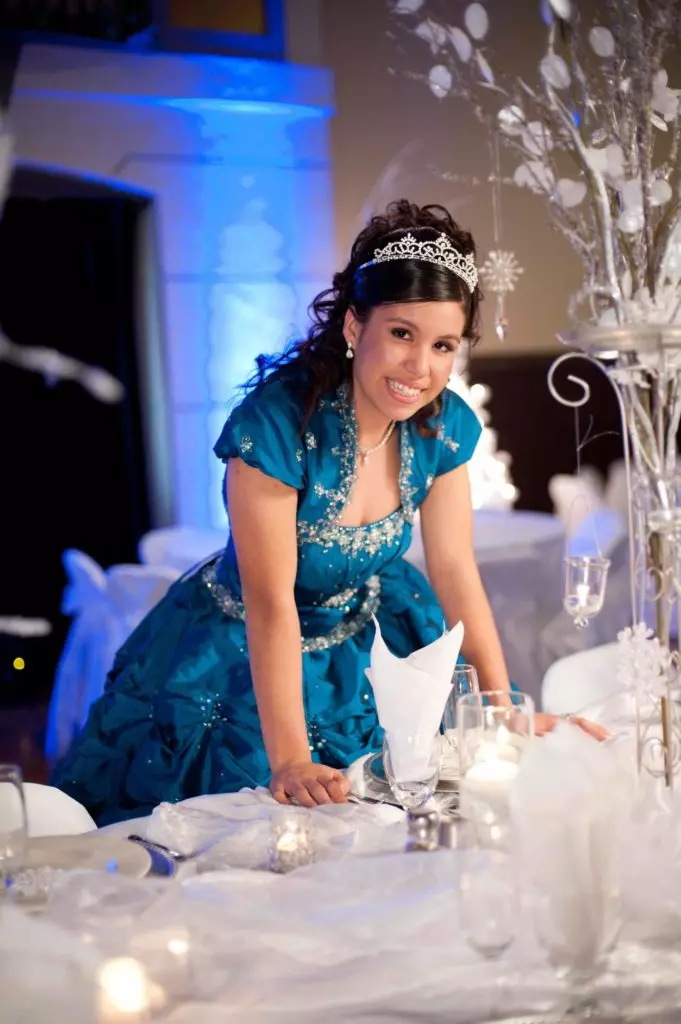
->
[0,331,124,403]
[0,616,51,637]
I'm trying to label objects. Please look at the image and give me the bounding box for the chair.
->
[138,526,226,575]
[541,642,622,715]
[0,783,96,837]
[45,552,177,762]
[605,460,629,520]
[106,563,178,635]
[567,509,627,559]
[549,470,605,530]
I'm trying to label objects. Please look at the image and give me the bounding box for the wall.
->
[322,0,583,357]
[9,42,335,528]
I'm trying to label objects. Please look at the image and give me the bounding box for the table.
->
[407,510,565,703]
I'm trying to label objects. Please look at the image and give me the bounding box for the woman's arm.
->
[419,464,510,693]
[227,458,348,804]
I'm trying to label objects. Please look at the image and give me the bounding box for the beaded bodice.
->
[208,375,478,651]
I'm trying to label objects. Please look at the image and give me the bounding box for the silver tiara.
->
[358,232,478,293]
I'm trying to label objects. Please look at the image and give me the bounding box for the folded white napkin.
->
[366,616,464,782]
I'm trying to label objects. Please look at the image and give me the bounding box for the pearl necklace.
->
[357,420,396,463]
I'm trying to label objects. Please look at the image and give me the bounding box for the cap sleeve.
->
[434,387,482,477]
[213,374,307,490]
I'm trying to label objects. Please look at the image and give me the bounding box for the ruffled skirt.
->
[51,558,446,824]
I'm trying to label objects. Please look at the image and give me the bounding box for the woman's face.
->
[344,301,466,422]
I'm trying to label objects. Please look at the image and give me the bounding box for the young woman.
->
[53,200,603,823]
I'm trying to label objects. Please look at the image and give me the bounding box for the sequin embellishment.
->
[297,382,415,555]
[239,435,254,455]
[435,423,460,454]
[202,560,381,653]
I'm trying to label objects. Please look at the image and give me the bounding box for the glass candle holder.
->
[457,692,534,830]
[268,808,316,874]
[563,555,610,629]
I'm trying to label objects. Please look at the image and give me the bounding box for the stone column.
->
[10,43,335,527]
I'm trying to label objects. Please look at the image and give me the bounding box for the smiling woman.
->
[52,200,546,823]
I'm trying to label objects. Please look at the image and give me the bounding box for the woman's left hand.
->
[535,712,610,742]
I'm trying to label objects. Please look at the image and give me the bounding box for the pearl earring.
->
[346,340,354,360]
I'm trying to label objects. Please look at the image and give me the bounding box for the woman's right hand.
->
[270,761,350,807]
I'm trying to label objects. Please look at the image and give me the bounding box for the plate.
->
[26,834,151,878]
[364,752,459,795]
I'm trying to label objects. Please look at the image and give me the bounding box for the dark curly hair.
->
[250,199,482,432]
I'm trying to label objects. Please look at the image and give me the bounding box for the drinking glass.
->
[443,663,480,736]
[534,885,622,1018]
[460,847,518,961]
[382,732,441,810]
[0,764,28,897]
[457,692,534,830]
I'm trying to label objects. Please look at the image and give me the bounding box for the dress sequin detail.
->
[239,435,254,455]
[201,560,381,653]
[305,432,317,450]
[435,423,460,454]
[297,382,415,554]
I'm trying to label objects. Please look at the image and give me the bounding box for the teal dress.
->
[52,372,481,824]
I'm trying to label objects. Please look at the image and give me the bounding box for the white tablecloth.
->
[6,789,681,1023]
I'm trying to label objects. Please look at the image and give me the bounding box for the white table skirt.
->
[5,840,681,1022]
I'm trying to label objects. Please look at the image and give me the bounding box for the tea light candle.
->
[269,811,316,873]
[576,582,590,607]
[473,725,520,766]
[97,957,154,1021]
[460,746,519,819]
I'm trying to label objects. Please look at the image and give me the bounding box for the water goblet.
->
[459,846,518,961]
[382,732,441,811]
[443,663,480,737]
[534,884,622,1019]
[0,764,28,899]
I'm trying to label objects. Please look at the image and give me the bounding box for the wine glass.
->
[442,664,479,761]
[534,885,621,1018]
[443,663,479,734]
[459,846,518,961]
[0,764,28,898]
[382,732,440,810]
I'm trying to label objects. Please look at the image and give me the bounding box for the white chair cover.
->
[549,470,606,529]
[605,459,630,519]
[541,642,622,716]
[6,782,96,837]
[138,526,226,575]
[567,508,627,559]
[45,553,177,763]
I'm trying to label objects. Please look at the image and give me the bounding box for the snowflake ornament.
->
[481,250,524,294]
[480,251,524,340]
[617,622,672,698]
